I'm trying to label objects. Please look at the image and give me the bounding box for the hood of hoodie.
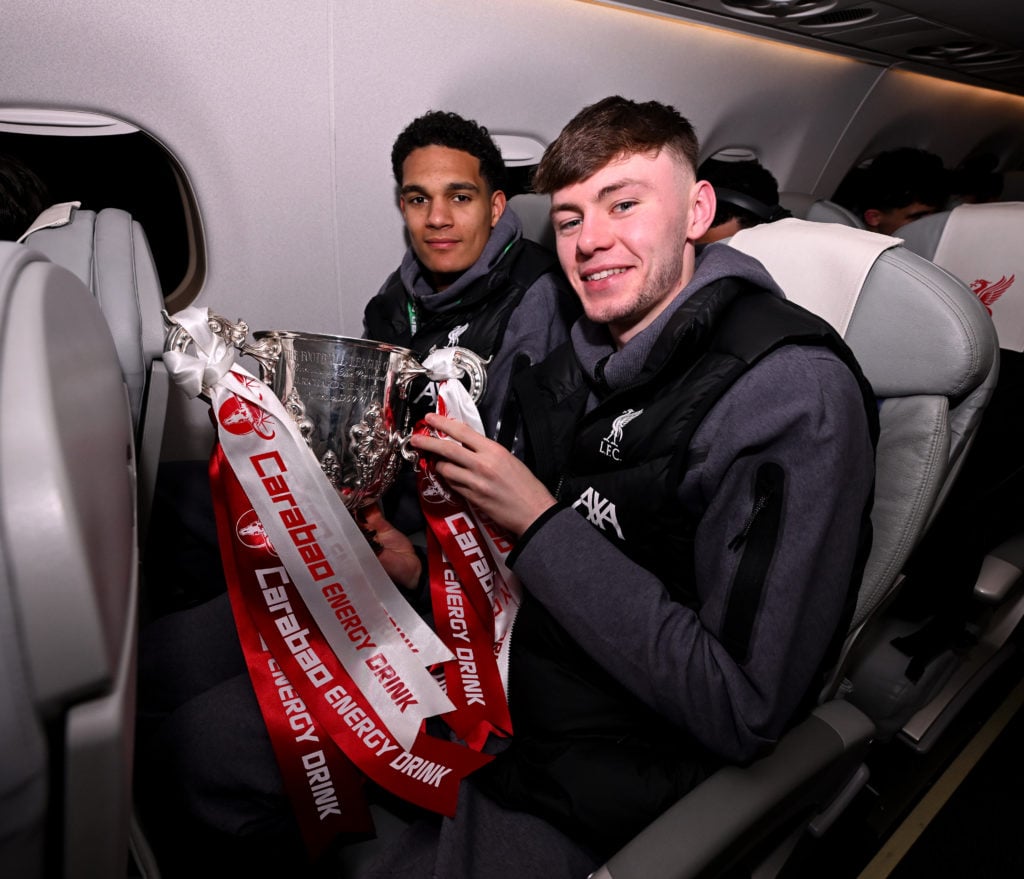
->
[398,207,524,313]
[571,242,784,392]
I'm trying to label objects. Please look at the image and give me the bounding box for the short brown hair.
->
[533,96,699,194]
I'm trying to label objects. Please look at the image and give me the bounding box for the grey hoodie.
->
[391,207,573,445]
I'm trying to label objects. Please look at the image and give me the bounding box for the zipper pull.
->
[728,492,771,550]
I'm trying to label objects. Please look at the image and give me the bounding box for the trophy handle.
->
[397,346,490,463]
[163,310,283,382]
[407,346,488,401]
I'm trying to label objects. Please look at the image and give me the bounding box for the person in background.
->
[133,110,577,876]
[833,147,949,235]
[358,95,878,878]
[361,109,579,555]
[948,153,1003,206]
[696,155,789,244]
[0,152,49,240]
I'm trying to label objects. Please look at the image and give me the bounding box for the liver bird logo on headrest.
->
[970,274,1016,314]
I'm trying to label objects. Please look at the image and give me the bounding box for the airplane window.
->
[0,117,203,308]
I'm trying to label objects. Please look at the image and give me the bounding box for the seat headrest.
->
[780,192,864,228]
[900,202,1024,351]
[729,217,995,399]
[20,206,165,429]
[507,193,555,251]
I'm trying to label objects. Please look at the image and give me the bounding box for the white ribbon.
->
[163,306,236,398]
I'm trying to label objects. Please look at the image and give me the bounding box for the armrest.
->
[974,533,1024,603]
[590,700,875,879]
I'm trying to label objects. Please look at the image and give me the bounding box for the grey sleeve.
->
[476,271,575,452]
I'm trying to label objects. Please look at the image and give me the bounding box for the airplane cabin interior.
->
[1,1,1023,877]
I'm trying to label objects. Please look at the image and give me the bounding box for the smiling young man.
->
[364,110,578,450]
[132,111,579,877]
[360,96,879,878]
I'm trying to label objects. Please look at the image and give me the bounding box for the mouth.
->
[425,238,459,249]
[581,266,629,282]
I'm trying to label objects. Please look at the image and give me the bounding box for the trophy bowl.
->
[251,330,424,510]
[164,312,487,510]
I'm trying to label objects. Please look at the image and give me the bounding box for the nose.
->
[575,212,612,257]
[427,199,453,229]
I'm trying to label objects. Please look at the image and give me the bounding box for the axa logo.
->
[217,395,276,439]
[572,487,624,539]
[599,408,643,461]
[971,274,1015,314]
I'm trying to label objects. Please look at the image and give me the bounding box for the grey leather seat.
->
[21,205,169,547]
[0,241,138,879]
[591,218,998,878]
[780,191,865,228]
[508,191,555,251]
[845,202,1024,752]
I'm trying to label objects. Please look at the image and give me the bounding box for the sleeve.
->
[509,345,875,761]
[479,271,577,453]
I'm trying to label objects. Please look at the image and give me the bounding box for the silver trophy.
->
[165,311,487,509]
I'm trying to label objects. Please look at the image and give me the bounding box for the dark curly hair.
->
[0,152,49,240]
[391,111,507,194]
[533,96,699,195]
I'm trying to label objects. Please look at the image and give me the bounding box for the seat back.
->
[853,201,1024,747]
[899,202,1024,352]
[21,206,169,547]
[0,242,138,878]
[730,218,998,644]
[780,192,865,228]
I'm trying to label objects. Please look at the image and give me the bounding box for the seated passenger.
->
[360,95,878,878]
[833,147,949,235]
[696,156,788,244]
[948,153,1004,206]
[134,110,576,875]
[362,109,579,543]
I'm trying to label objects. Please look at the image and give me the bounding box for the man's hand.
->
[409,413,556,537]
[356,504,422,591]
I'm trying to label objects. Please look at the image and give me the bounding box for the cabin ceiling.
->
[605,0,1024,95]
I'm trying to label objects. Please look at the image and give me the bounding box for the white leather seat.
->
[0,241,138,879]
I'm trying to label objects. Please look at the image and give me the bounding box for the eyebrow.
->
[550,177,649,214]
[400,181,482,196]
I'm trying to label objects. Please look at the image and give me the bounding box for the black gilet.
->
[363,238,559,428]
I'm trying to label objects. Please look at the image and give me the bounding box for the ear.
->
[686,179,716,241]
[490,189,507,228]
[863,208,882,230]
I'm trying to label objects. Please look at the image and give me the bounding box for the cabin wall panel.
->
[815,70,1024,198]
[0,1,340,336]
[331,0,886,317]
[5,0,1024,458]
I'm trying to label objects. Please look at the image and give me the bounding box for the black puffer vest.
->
[363,238,559,427]
[476,277,878,856]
